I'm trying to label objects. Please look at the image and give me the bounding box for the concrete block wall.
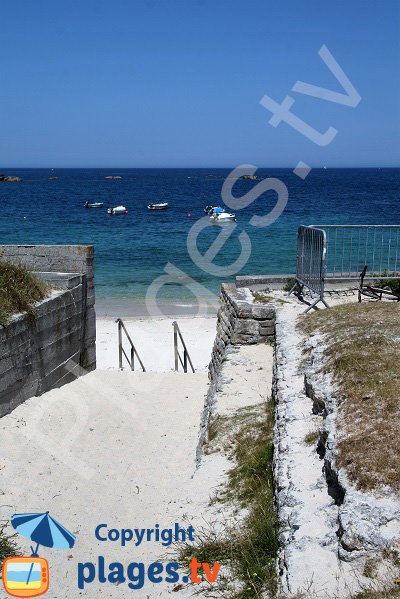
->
[208,283,275,381]
[0,245,96,417]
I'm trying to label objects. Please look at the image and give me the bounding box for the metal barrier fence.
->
[312,225,400,279]
[293,224,400,312]
[291,225,328,311]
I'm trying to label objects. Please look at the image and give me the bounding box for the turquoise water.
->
[0,168,399,306]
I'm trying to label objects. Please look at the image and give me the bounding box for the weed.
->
[0,260,47,325]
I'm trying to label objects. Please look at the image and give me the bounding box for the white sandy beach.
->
[96,315,217,372]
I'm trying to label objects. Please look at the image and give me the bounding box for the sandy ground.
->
[1,288,369,598]
[96,316,217,372]
[0,312,274,597]
[0,370,212,597]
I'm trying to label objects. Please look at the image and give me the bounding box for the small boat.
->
[85,201,104,208]
[107,205,128,215]
[210,211,236,223]
[147,202,169,210]
[206,206,236,222]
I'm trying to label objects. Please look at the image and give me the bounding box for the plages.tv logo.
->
[2,512,76,598]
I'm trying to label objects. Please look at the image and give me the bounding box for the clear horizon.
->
[0,0,399,168]
[2,166,399,170]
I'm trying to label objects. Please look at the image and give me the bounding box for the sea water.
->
[0,168,398,309]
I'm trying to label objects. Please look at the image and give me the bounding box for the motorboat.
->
[85,201,104,208]
[207,206,236,222]
[210,211,236,223]
[107,205,128,215]
[147,202,169,210]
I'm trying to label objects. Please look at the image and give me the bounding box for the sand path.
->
[0,370,210,597]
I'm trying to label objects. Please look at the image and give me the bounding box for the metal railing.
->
[116,318,146,371]
[291,225,329,312]
[312,225,400,279]
[292,224,400,312]
[172,321,195,373]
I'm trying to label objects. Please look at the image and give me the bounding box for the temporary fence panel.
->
[293,225,328,311]
[312,225,400,279]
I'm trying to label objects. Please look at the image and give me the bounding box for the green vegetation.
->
[0,260,47,325]
[0,523,19,566]
[179,402,278,598]
[251,291,288,305]
[304,430,319,446]
[374,278,400,293]
[301,302,400,492]
[283,277,301,293]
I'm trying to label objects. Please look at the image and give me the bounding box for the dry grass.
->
[301,302,400,492]
[0,260,48,325]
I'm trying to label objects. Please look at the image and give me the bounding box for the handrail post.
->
[115,318,145,372]
[118,320,123,370]
[172,320,195,373]
[173,321,179,372]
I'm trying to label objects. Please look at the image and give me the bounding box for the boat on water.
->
[85,201,104,208]
[210,211,236,223]
[147,202,169,210]
[206,206,236,222]
[107,205,128,215]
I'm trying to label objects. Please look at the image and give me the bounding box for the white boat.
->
[210,211,236,223]
[147,202,169,210]
[107,205,128,215]
[85,201,104,208]
[207,206,236,222]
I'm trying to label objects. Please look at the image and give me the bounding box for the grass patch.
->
[283,278,301,293]
[0,260,47,325]
[304,431,319,446]
[300,302,400,492]
[179,402,278,598]
[373,278,400,293]
[251,291,288,305]
[0,523,19,567]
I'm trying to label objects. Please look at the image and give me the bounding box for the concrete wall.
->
[0,245,96,417]
[208,283,275,382]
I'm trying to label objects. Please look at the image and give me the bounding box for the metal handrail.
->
[172,321,195,373]
[116,318,146,371]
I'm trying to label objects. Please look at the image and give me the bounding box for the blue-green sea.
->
[1,168,399,309]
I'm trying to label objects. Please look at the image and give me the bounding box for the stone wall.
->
[208,283,275,381]
[0,245,96,417]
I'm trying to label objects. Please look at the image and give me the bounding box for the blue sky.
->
[1,0,399,167]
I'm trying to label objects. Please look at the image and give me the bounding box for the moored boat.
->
[206,206,236,222]
[85,201,104,208]
[210,211,236,223]
[107,205,128,215]
[147,202,169,210]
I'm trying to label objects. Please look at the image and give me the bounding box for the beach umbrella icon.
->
[11,512,76,585]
